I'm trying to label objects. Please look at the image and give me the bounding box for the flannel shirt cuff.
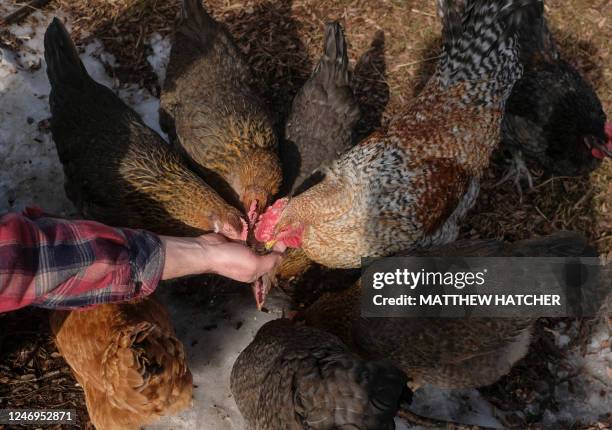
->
[125,229,165,298]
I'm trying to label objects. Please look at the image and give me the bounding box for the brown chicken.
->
[231,318,410,429]
[160,0,282,225]
[50,299,192,430]
[45,18,245,239]
[303,232,598,389]
[255,0,544,270]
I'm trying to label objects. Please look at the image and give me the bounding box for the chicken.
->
[272,22,361,288]
[50,298,193,430]
[230,318,410,430]
[45,18,245,239]
[160,0,282,226]
[283,22,361,195]
[303,232,598,389]
[500,12,612,184]
[255,0,543,270]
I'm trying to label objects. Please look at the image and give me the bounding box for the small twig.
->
[1,0,52,25]
[393,55,441,71]
[594,234,611,243]
[534,206,550,222]
[9,370,61,384]
[529,176,575,190]
[411,8,436,17]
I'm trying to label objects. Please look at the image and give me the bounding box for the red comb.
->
[254,198,288,242]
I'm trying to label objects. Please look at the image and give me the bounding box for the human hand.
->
[160,234,281,282]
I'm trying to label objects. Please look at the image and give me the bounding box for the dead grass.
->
[0,0,610,428]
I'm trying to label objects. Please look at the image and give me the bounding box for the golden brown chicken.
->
[231,318,410,429]
[45,18,246,240]
[50,298,192,430]
[255,0,543,270]
[160,0,282,225]
[303,232,597,389]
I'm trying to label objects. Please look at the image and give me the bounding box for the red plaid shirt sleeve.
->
[0,210,165,312]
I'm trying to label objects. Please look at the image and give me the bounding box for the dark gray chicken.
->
[231,318,410,430]
[283,22,361,195]
[45,18,245,239]
[267,22,361,296]
[501,14,611,183]
[304,232,598,389]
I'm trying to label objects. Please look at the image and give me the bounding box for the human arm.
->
[0,212,281,313]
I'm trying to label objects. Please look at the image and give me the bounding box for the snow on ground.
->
[539,318,612,428]
[0,11,166,215]
[147,32,172,87]
[0,11,74,216]
[1,9,610,430]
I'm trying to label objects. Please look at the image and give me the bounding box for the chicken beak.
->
[584,135,612,159]
[264,240,277,251]
[252,275,272,310]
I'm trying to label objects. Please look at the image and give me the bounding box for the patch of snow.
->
[540,317,611,428]
[0,11,167,217]
[408,386,505,429]
[150,283,282,430]
[147,32,172,87]
[0,11,74,216]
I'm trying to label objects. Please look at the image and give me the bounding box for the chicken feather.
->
[303,232,598,388]
[44,18,245,239]
[231,318,410,429]
[161,0,282,222]
[50,298,193,430]
[256,0,544,269]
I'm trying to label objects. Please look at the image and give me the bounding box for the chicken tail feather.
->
[437,0,544,104]
[101,318,192,420]
[179,0,218,44]
[44,18,89,88]
[313,22,350,86]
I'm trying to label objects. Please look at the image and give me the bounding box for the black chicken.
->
[500,14,611,185]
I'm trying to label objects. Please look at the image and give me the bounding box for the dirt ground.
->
[0,0,610,429]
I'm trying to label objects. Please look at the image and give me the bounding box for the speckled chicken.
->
[303,232,598,389]
[50,298,193,430]
[501,13,611,183]
[45,18,245,239]
[283,21,361,195]
[256,0,543,270]
[231,318,410,429]
[160,0,282,225]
